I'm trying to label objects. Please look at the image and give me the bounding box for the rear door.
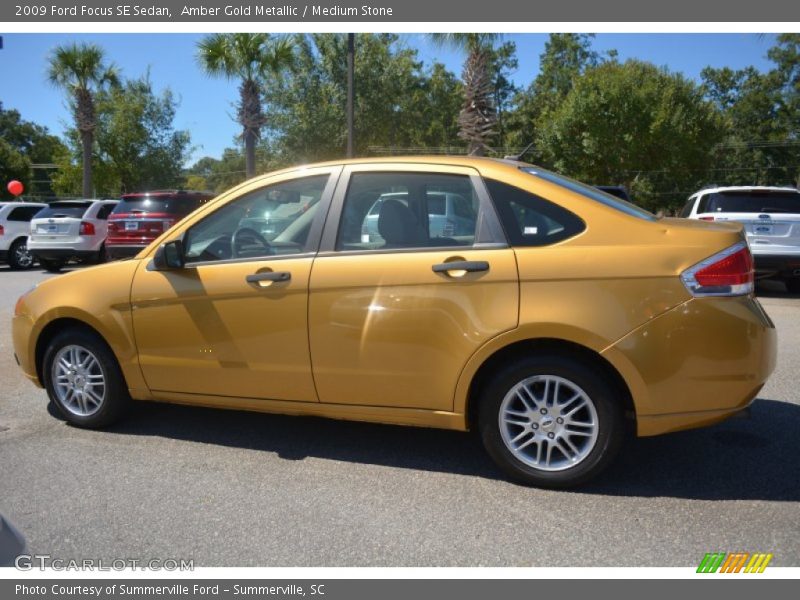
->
[308,164,519,411]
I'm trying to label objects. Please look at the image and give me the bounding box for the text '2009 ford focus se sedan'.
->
[11,157,777,488]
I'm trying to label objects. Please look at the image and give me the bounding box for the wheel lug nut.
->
[547,432,555,439]
[556,418,564,424]
[540,408,547,414]
[532,423,539,430]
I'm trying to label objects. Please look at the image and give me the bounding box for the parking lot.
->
[0,264,798,567]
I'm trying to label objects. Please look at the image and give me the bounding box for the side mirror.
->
[153,239,185,270]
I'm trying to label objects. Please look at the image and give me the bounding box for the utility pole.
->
[346,33,355,158]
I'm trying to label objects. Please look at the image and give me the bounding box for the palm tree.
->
[431,34,500,156]
[198,33,296,179]
[47,42,119,198]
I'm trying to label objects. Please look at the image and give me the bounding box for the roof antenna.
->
[504,142,536,162]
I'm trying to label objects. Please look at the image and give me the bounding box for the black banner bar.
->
[2,0,800,23]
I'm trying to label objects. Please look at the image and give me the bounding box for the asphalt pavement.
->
[1,264,798,567]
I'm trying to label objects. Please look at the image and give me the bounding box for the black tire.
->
[39,258,65,273]
[7,238,35,270]
[96,244,109,264]
[478,354,625,488]
[785,278,800,294]
[42,327,131,428]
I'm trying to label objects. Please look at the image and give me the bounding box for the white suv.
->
[0,201,47,269]
[28,199,118,272]
[680,186,800,292]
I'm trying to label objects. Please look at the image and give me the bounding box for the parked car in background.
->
[28,199,119,272]
[12,158,778,488]
[681,186,800,292]
[0,201,47,269]
[106,190,215,260]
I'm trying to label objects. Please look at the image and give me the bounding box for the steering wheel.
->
[231,227,272,258]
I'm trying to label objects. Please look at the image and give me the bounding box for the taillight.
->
[0,224,4,236]
[79,221,96,236]
[108,221,119,232]
[681,242,754,297]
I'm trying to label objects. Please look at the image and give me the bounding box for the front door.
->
[131,169,338,402]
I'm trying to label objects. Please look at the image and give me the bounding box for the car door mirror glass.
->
[153,240,185,270]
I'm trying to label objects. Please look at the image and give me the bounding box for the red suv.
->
[106,190,214,259]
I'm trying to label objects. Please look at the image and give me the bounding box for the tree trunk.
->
[81,130,93,198]
[244,128,257,179]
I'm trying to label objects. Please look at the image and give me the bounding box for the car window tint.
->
[96,204,115,220]
[485,179,586,247]
[337,172,479,251]
[183,175,329,264]
[705,191,800,213]
[679,198,695,218]
[34,202,91,219]
[7,206,44,221]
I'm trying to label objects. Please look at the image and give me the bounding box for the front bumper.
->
[602,295,777,437]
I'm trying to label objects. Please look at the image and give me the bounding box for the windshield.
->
[113,196,210,216]
[702,191,800,214]
[520,167,656,221]
[34,202,91,219]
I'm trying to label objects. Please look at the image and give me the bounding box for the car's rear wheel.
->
[478,355,624,488]
[39,258,65,273]
[7,238,35,270]
[42,328,131,428]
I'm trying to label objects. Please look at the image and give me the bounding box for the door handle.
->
[246,271,291,284]
[431,260,490,274]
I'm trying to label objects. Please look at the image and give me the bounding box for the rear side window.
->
[113,195,211,217]
[6,206,44,221]
[96,204,116,220]
[703,191,800,214]
[485,179,585,247]
[35,202,91,219]
[679,197,695,218]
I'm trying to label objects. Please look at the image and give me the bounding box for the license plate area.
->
[124,221,139,231]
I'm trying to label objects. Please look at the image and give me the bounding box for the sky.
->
[0,33,779,165]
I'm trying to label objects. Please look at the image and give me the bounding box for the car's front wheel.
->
[479,355,625,488]
[42,328,131,428]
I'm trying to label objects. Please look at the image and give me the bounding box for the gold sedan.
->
[11,157,777,487]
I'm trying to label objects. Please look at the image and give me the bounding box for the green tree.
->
[540,60,726,210]
[702,34,800,187]
[46,42,120,197]
[197,33,296,179]
[53,76,192,196]
[186,150,247,193]
[508,34,603,152]
[0,107,67,200]
[430,33,501,155]
[263,34,441,162]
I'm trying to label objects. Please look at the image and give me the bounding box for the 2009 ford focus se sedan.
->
[11,157,777,488]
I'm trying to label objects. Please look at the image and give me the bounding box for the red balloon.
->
[7,180,24,196]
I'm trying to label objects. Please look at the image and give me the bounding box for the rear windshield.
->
[702,191,800,214]
[113,195,209,217]
[521,167,656,221]
[35,202,91,219]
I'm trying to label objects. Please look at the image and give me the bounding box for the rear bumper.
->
[752,253,800,278]
[602,295,777,437]
[106,245,145,260]
[29,248,97,261]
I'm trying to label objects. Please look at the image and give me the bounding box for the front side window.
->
[337,172,479,250]
[183,175,329,263]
